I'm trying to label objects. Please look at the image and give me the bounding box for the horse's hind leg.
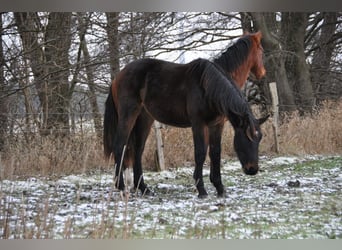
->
[122,144,134,190]
[131,110,154,196]
[113,103,142,193]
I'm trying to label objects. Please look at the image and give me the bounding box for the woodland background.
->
[0,12,341,177]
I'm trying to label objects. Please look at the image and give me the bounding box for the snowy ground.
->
[0,155,341,239]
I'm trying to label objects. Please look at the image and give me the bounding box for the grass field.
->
[1,155,341,239]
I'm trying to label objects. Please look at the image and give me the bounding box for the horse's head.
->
[249,31,266,80]
[233,114,269,175]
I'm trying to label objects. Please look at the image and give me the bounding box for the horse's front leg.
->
[209,124,225,197]
[192,124,209,198]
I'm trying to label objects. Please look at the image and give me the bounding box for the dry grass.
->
[275,101,342,155]
[0,133,110,180]
[0,101,341,179]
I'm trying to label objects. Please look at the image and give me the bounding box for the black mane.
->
[188,58,253,122]
[213,35,252,73]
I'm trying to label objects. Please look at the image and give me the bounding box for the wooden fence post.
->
[154,121,165,171]
[0,153,2,179]
[269,82,280,153]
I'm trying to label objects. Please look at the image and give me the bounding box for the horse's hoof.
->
[141,188,154,197]
[217,191,227,198]
[198,194,208,199]
[217,188,226,198]
[198,190,208,199]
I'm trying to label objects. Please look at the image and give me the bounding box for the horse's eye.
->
[255,130,262,141]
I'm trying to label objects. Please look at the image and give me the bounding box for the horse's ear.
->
[258,114,269,125]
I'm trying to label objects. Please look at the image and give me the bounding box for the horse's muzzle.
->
[243,163,259,175]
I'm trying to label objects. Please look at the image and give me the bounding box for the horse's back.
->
[114,58,204,127]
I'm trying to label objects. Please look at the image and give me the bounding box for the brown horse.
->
[104,32,267,198]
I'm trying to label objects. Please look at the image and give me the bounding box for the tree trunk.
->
[44,12,72,135]
[14,12,46,131]
[251,12,297,112]
[77,13,102,138]
[14,12,73,135]
[105,12,120,80]
[0,13,8,150]
[282,12,314,113]
[310,12,338,103]
[19,59,37,135]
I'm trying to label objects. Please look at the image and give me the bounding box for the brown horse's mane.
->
[213,35,253,74]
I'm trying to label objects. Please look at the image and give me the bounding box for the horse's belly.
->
[143,102,191,128]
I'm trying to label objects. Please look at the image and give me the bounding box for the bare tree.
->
[282,12,314,113]
[14,12,73,136]
[13,12,45,130]
[244,12,341,113]
[77,12,102,138]
[105,12,120,80]
[310,12,340,103]
[250,12,297,112]
[44,12,72,135]
[0,13,8,150]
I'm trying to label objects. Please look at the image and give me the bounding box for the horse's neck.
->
[230,64,250,89]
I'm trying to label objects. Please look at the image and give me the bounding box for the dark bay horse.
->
[104,32,268,198]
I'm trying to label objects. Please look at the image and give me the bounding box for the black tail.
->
[103,85,118,160]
